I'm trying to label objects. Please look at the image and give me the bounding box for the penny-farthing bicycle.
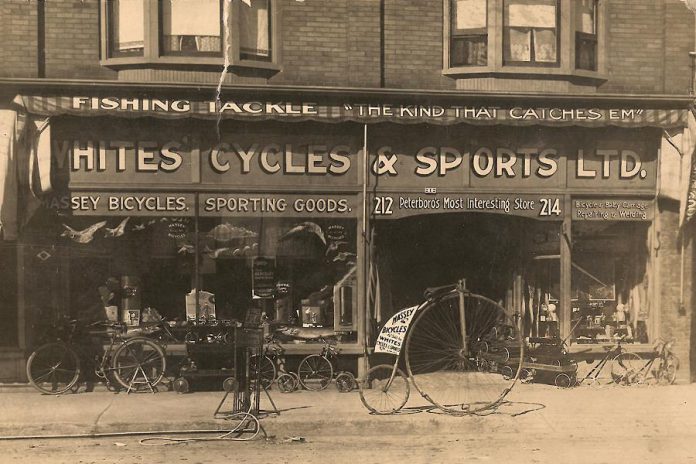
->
[360,280,524,415]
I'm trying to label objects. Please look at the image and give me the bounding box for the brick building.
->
[0,0,695,389]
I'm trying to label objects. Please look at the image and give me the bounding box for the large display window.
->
[21,196,360,344]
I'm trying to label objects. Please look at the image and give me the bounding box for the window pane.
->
[505,0,557,28]
[533,28,557,62]
[108,0,144,57]
[451,36,488,66]
[453,0,487,31]
[240,0,271,60]
[162,0,222,55]
[504,28,531,62]
[576,0,596,34]
[576,34,597,70]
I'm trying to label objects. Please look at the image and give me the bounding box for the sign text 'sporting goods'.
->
[374,306,419,355]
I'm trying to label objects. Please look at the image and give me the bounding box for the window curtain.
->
[240,0,270,58]
[112,0,144,52]
[162,0,221,53]
[504,0,557,62]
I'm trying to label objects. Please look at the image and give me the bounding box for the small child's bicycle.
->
[296,338,357,392]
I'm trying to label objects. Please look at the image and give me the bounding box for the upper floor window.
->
[102,0,277,69]
[444,0,605,80]
[503,0,559,66]
[107,0,145,57]
[239,0,272,61]
[160,0,223,56]
[450,0,488,66]
[575,0,597,71]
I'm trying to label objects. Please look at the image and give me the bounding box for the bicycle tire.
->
[335,371,356,393]
[405,290,523,414]
[359,364,410,414]
[658,355,679,385]
[111,337,166,391]
[26,342,81,395]
[611,352,642,385]
[277,372,298,393]
[297,354,333,391]
[250,354,277,389]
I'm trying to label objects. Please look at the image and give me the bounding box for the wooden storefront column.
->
[560,196,572,340]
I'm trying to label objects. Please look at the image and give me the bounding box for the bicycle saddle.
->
[423,284,457,300]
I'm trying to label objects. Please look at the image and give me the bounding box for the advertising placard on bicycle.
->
[374,305,419,355]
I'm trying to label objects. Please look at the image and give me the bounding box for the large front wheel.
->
[405,291,522,414]
[26,343,81,395]
[112,338,166,391]
[359,364,410,415]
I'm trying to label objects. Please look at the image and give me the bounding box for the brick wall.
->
[271,0,380,87]
[43,0,115,80]
[599,0,693,95]
[0,0,693,94]
[656,202,694,382]
[383,0,454,90]
[0,0,38,78]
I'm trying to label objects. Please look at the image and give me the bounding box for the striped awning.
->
[20,95,688,128]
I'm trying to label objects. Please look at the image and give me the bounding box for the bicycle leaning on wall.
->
[26,317,167,394]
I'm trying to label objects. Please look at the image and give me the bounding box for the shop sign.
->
[199,193,357,218]
[252,257,276,299]
[375,305,419,355]
[52,118,362,188]
[50,192,196,216]
[367,125,659,193]
[371,193,563,221]
[572,198,654,221]
[27,95,685,128]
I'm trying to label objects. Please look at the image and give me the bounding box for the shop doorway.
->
[375,213,552,316]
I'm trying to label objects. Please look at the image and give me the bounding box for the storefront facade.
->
[0,88,693,382]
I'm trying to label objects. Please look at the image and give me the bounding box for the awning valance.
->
[20,95,688,129]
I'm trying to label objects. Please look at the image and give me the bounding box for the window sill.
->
[101,56,281,74]
[443,66,608,84]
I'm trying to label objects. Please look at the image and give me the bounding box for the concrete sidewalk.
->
[1,382,696,444]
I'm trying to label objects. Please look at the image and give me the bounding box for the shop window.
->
[105,0,145,58]
[503,0,559,66]
[160,0,223,56]
[450,0,488,66]
[570,223,651,345]
[575,0,597,71]
[101,0,278,70]
[196,217,357,333]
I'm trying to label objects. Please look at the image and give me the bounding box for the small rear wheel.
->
[555,373,573,388]
[27,343,81,395]
[277,373,298,393]
[359,365,410,415]
[335,372,356,393]
[173,377,190,393]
